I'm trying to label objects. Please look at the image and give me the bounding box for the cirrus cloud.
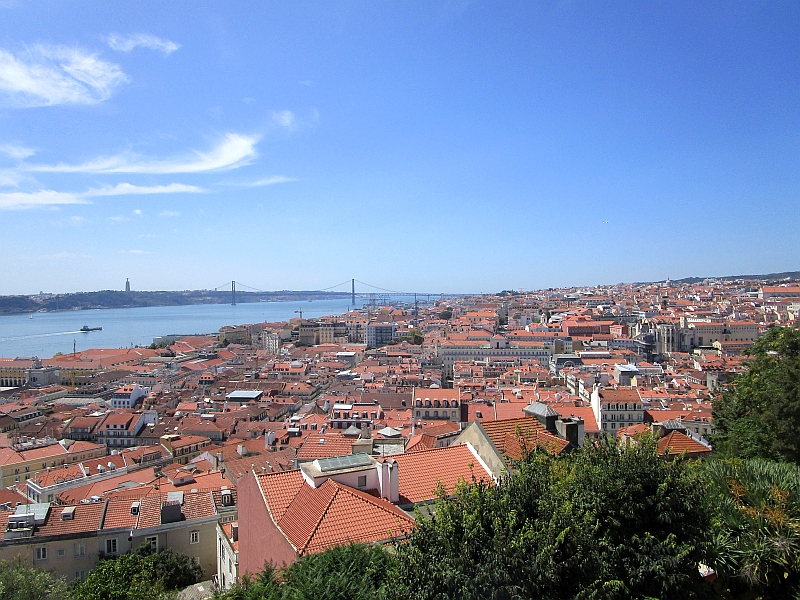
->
[0,45,128,107]
[85,182,204,196]
[105,33,180,55]
[0,189,88,210]
[24,133,259,174]
[0,143,35,159]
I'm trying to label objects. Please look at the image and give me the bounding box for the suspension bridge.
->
[210,279,462,306]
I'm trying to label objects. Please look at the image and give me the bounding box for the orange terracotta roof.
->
[280,479,413,555]
[405,434,437,453]
[257,470,307,523]
[392,444,494,504]
[657,431,712,456]
[501,429,570,460]
[297,433,354,461]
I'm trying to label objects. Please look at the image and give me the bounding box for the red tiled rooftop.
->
[392,444,494,504]
[658,431,712,456]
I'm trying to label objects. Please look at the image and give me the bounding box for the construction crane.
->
[294,309,303,320]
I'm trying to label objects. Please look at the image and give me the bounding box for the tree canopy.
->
[387,437,711,600]
[0,558,68,600]
[712,326,800,463]
[218,544,391,600]
[72,546,202,600]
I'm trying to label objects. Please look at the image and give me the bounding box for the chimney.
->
[237,444,246,457]
[231,523,239,543]
[216,452,223,468]
[377,458,399,503]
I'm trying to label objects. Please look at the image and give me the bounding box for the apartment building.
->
[590,387,644,434]
[0,484,237,582]
[366,323,397,348]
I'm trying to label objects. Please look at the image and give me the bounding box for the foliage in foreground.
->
[388,436,711,600]
[706,458,800,599]
[218,543,391,600]
[0,558,69,600]
[712,325,800,463]
[72,545,202,600]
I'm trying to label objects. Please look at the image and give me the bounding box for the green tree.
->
[217,544,390,600]
[0,558,68,600]
[72,546,201,600]
[706,458,800,599]
[387,437,711,600]
[711,326,800,463]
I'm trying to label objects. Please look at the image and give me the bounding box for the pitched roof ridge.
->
[292,479,340,554]
[395,443,467,457]
[300,480,413,555]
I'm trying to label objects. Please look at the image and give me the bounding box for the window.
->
[57,548,66,558]
[106,538,118,555]
[74,570,85,582]
[190,531,199,544]
[145,536,158,552]
[357,475,367,488]
[35,547,47,561]
[74,542,86,557]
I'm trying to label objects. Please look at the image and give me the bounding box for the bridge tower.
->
[231,281,236,305]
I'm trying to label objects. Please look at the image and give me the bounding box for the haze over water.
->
[0,298,412,358]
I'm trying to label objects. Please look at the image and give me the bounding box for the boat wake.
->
[0,330,84,343]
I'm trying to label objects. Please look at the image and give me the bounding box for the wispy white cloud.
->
[0,189,87,210]
[105,33,180,55]
[133,209,142,215]
[242,97,256,104]
[0,45,128,107]
[109,215,128,222]
[0,143,35,159]
[272,110,295,129]
[85,182,204,196]
[246,175,296,187]
[0,168,27,187]
[119,249,151,255]
[70,215,84,223]
[158,210,180,217]
[25,133,259,174]
[0,181,205,210]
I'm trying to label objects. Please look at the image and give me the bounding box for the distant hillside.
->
[0,289,351,315]
[656,270,800,285]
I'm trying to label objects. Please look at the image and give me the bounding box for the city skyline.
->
[1,1,799,295]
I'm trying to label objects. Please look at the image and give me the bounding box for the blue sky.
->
[0,1,798,295]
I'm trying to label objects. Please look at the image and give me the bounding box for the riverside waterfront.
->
[0,297,416,358]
